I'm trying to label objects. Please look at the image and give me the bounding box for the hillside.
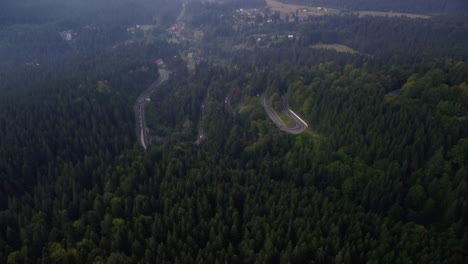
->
[0,0,467,263]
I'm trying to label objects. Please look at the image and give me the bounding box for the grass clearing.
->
[167,37,180,44]
[310,44,358,54]
[233,43,252,50]
[140,25,159,32]
[279,112,295,127]
[266,0,338,19]
[265,0,429,20]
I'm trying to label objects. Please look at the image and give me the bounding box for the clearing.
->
[265,0,429,19]
[266,0,338,19]
[278,111,295,127]
[310,44,358,54]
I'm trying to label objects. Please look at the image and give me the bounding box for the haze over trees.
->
[0,0,467,263]
[281,0,468,14]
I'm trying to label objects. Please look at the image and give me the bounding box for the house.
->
[155,59,164,66]
[194,30,204,39]
[60,30,73,41]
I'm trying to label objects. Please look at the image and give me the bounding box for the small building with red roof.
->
[154,59,164,66]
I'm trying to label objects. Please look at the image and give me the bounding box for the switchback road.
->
[262,95,308,134]
[135,69,169,149]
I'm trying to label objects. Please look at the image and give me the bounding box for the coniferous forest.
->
[1,0,468,263]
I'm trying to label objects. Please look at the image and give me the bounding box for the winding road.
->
[177,1,187,21]
[135,69,169,149]
[263,95,308,134]
[196,97,207,144]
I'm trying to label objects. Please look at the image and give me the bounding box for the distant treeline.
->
[281,0,468,14]
[0,0,181,25]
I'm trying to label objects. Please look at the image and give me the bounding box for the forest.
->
[0,0,468,263]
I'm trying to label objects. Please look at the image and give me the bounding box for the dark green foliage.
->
[1,1,468,263]
[3,56,467,262]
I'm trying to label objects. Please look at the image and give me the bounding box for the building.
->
[155,59,164,66]
[59,30,73,41]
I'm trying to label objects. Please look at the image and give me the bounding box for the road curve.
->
[177,1,187,21]
[135,69,169,149]
[262,95,308,134]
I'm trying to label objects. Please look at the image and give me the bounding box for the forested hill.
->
[1,0,468,263]
[281,0,468,14]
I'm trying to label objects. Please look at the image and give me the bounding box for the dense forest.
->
[1,0,468,263]
[0,0,181,72]
[0,0,181,25]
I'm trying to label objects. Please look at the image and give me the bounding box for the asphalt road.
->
[262,95,308,134]
[224,92,232,112]
[135,69,169,149]
[196,97,207,144]
[177,1,187,21]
